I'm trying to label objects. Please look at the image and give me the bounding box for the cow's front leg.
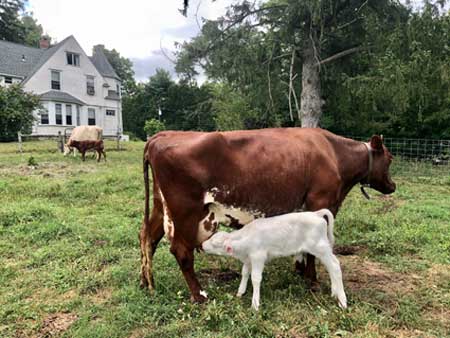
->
[170,239,207,303]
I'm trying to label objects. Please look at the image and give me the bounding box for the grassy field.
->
[0,140,449,338]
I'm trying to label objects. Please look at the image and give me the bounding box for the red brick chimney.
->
[39,36,50,49]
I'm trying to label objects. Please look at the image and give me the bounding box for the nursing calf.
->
[69,140,106,162]
[202,209,347,310]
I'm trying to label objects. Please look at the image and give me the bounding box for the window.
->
[55,104,62,125]
[88,108,96,125]
[76,105,80,126]
[106,109,115,116]
[66,105,72,125]
[116,84,121,96]
[66,52,80,66]
[5,76,13,84]
[86,76,95,95]
[51,70,61,90]
[40,110,49,124]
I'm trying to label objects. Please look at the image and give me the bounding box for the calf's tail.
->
[315,209,335,246]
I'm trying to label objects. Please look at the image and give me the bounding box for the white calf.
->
[202,209,347,310]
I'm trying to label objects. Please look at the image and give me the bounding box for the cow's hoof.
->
[295,260,306,276]
[308,281,320,292]
[190,293,208,304]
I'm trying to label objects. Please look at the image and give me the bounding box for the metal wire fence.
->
[8,132,450,177]
[350,136,450,177]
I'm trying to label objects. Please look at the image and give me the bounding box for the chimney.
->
[39,36,50,49]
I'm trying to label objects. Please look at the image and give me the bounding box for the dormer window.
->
[66,52,80,66]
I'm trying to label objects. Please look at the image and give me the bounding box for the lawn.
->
[0,140,449,338]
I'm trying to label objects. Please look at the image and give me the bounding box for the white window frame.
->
[65,104,73,125]
[66,52,80,67]
[55,103,63,125]
[106,109,116,116]
[88,108,96,126]
[51,70,61,90]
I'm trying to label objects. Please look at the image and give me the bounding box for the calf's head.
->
[202,231,231,256]
[365,135,396,194]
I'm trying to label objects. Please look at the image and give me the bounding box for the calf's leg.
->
[250,255,266,311]
[311,247,347,309]
[237,261,251,297]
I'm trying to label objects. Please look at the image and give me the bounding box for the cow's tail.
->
[143,141,151,226]
[315,209,335,246]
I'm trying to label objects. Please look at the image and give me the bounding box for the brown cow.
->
[69,140,106,162]
[139,128,395,303]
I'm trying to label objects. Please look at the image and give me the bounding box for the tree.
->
[123,69,215,139]
[94,45,137,95]
[0,0,25,43]
[323,2,450,139]
[176,0,405,128]
[21,14,44,47]
[0,84,41,142]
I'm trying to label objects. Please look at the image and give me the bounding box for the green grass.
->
[0,140,449,338]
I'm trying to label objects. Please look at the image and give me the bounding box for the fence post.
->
[18,132,23,153]
[58,131,64,153]
[116,130,121,151]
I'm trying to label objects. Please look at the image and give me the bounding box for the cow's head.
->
[201,231,232,256]
[364,135,396,194]
[63,143,73,156]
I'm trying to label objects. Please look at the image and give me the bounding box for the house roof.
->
[89,46,120,80]
[0,40,46,78]
[40,90,86,105]
[0,36,120,83]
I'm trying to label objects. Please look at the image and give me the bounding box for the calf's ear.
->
[370,135,383,151]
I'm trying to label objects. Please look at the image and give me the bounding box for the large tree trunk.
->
[300,46,322,128]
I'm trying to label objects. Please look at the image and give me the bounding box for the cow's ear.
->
[225,244,233,255]
[370,135,383,151]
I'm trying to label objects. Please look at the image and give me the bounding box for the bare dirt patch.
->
[198,268,240,283]
[88,288,113,305]
[337,256,421,295]
[0,162,98,178]
[39,312,78,337]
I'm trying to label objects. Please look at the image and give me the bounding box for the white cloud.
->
[28,0,234,80]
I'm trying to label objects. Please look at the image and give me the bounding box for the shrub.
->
[144,118,166,137]
[0,84,41,141]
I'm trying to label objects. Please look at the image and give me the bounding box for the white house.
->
[0,36,123,136]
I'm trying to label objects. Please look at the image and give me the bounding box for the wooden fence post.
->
[18,132,23,153]
[58,131,64,153]
[116,131,121,151]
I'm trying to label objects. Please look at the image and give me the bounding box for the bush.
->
[0,84,41,141]
[144,118,165,137]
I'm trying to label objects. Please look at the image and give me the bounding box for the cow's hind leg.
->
[170,237,207,303]
[139,198,164,291]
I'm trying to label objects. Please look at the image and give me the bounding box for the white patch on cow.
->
[199,290,208,298]
[197,209,218,243]
[159,189,175,240]
[199,190,265,242]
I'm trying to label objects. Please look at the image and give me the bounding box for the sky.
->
[27,0,234,82]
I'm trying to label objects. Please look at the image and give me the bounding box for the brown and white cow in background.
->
[139,128,396,303]
[64,125,103,156]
